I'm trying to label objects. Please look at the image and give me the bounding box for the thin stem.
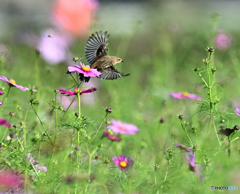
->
[59,95,78,125]
[160,160,169,189]
[212,119,221,146]
[180,121,193,147]
[88,113,108,145]
[121,170,128,182]
[207,52,214,113]
[228,137,231,157]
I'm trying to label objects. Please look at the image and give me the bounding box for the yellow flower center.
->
[82,66,90,71]
[74,89,81,93]
[9,79,16,84]
[120,161,127,168]
[120,126,126,130]
[182,92,189,97]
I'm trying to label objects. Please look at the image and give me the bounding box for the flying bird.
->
[84,31,130,80]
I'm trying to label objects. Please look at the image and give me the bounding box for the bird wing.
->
[98,66,130,80]
[85,31,110,65]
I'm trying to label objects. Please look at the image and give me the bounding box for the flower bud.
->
[9,112,15,117]
[234,125,239,130]
[208,48,214,53]
[73,57,79,62]
[160,118,165,123]
[178,115,184,120]
[105,108,112,113]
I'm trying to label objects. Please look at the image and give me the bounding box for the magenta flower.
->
[214,31,233,50]
[235,108,240,116]
[186,153,205,181]
[112,155,134,171]
[58,87,97,96]
[104,131,121,142]
[38,29,73,65]
[0,170,23,191]
[0,101,2,106]
[0,76,29,91]
[170,92,201,101]
[0,119,11,128]
[0,90,3,95]
[174,142,192,152]
[68,62,101,77]
[107,119,139,134]
[27,153,47,172]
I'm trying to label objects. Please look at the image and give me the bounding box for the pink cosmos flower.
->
[170,92,201,101]
[112,155,134,171]
[235,108,240,116]
[52,0,98,37]
[104,131,121,142]
[0,119,11,128]
[68,63,101,77]
[107,119,139,134]
[214,31,233,50]
[185,153,205,182]
[0,76,29,91]
[0,90,3,95]
[0,101,2,106]
[0,170,23,191]
[58,87,97,96]
[27,153,47,172]
[38,29,73,65]
[174,142,192,152]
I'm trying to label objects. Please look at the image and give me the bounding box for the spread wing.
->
[85,31,110,66]
[98,66,130,80]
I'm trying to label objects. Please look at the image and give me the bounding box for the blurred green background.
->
[0,0,240,193]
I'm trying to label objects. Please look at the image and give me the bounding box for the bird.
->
[84,31,130,80]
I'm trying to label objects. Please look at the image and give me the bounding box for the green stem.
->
[34,51,40,87]
[180,121,193,147]
[121,170,128,182]
[59,95,78,125]
[228,137,231,157]
[207,52,214,113]
[212,119,221,146]
[161,160,169,189]
[88,113,108,146]
[48,94,58,168]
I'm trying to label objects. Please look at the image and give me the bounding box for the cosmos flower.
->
[0,76,29,91]
[0,101,2,106]
[107,119,139,135]
[27,153,47,172]
[174,142,192,152]
[185,153,205,182]
[68,63,101,77]
[104,131,121,142]
[58,87,97,96]
[0,119,11,128]
[38,29,73,65]
[52,0,98,37]
[235,108,240,116]
[112,155,134,171]
[214,31,233,50]
[0,90,3,95]
[170,92,201,101]
[0,170,23,191]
